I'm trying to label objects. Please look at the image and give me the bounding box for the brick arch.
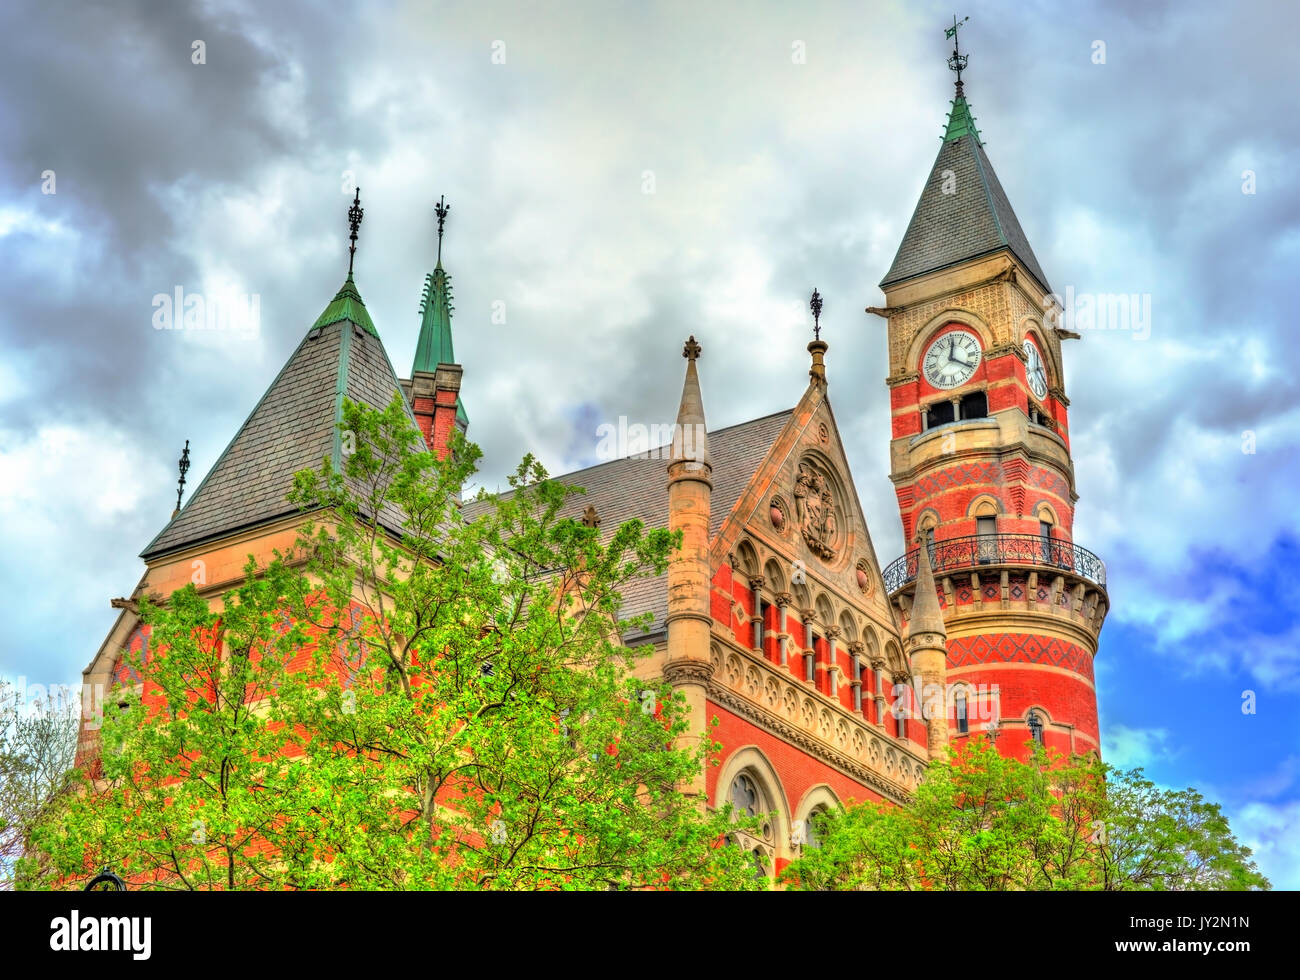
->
[909,507,942,542]
[1030,500,1061,526]
[793,784,841,850]
[734,539,760,578]
[762,557,787,595]
[968,493,1004,517]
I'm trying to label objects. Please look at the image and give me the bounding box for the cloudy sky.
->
[2,0,1296,886]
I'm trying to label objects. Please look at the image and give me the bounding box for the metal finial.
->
[347,187,364,275]
[809,288,824,340]
[175,439,190,513]
[434,194,450,264]
[683,335,701,361]
[946,15,970,95]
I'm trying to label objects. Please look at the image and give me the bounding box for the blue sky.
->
[1,0,1295,886]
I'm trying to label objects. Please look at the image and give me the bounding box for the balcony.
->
[883,533,1107,595]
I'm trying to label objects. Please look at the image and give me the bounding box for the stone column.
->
[848,640,865,714]
[748,575,765,654]
[825,626,842,698]
[774,592,792,666]
[801,608,817,684]
[871,657,886,729]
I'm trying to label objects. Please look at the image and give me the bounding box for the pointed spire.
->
[879,21,1050,294]
[412,195,467,427]
[908,536,947,641]
[673,336,709,468]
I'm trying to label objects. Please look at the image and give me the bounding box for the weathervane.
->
[347,187,364,275]
[946,15,970,95]
[809,288,824,340]
[175,439,190,514]
[434,194,450,264]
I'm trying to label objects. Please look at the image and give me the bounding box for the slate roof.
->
[880,97,1050,294]
[462,410,793,638]
[141,284,416,559]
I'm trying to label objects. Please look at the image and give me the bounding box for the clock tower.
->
[871,26,1109,760]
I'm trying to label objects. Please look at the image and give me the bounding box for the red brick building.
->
[80,68,1107,883]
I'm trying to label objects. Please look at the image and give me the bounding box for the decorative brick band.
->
[947,632,1094,682]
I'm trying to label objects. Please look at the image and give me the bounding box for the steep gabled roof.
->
[461,410,792,636]
[880,94,1050,294]
[141,278,416,559]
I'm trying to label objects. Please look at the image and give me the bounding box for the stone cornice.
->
[886,370,921,388]
[707,682,915,805]
[707,634,927,802]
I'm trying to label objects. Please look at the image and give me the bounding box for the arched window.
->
[804,807,827,850]
[728,771,775,880]
[1027,710,1045,746]
[730,772,763,817]
[955,690,969,734]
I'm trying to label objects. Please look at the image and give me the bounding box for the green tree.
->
[26,395,759,890]
[780,737,1269,891]
[0,680,79,889]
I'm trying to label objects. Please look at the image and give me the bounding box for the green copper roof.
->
[943,95,982,144]
[411,262,468,427]
[312,273,378,337]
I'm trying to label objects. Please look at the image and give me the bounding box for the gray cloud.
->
[0,1,1295,739]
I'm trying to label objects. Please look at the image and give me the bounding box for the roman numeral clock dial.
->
[922,329,981,389]
[1023,338,1048,399]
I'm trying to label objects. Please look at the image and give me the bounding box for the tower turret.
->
[410,195,468,460]
[663,335,713,798]
[873,21,1109,760]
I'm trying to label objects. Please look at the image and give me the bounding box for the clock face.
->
[922,330,981,389]
[1023,339,1048,399]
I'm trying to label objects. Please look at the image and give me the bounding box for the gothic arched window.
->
[730,773,762,818]
[727,771,775,881]
[804,807,827,850]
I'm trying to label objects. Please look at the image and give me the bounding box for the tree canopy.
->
[24,395,760,890]
[780,737,1270,891]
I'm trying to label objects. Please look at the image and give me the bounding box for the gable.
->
[709,382,900,641]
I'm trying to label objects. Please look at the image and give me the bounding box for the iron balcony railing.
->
[883,533,1107,594]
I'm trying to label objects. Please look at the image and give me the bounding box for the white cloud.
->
[1102,724,1175,769]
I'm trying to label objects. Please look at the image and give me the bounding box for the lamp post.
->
[84,866,126,891]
